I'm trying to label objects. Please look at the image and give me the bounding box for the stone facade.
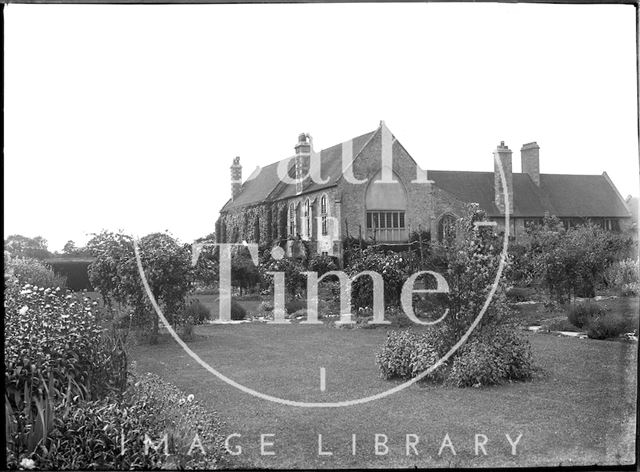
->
[216,123,632,259]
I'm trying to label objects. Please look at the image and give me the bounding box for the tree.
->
[190,234,219,289]
[519,217,633,302]
[87,231,193,342]
[4,234,52,260]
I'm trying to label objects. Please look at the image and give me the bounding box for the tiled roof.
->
[428,170,630,218]
[221,130,376,211]
[220,128,630,219]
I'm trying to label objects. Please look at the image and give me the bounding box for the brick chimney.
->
[521,142,540,186]
[230,156,242,201]
[294,133,311,194]
[494,141,513,214]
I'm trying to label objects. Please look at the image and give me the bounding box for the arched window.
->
[320,194,328,236]
[437,214,457,242]
[304,198,311,239]
[365,169,407,242]
[288,202,297,237]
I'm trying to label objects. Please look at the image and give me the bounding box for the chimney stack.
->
[230,156,242,201]
[294,133,311,194]
[494,141,513,214]
[521,142,540,186]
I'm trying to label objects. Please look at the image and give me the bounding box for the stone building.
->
[216,122,632,260]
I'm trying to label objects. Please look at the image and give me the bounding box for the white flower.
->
[20,458,35,469]
[18,306,28,316]
[187,394,194,402]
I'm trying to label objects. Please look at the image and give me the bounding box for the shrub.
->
[259,301,274,312]
[621,282,640,297]
[586,314,630,340]
[182,299,210,325]
[448,328,534,387]
[604,258,639,294]
[308,254,339,277]
[5,257,66,289]
[259,256,307,296]
[347,248,409,308]
[12,372,226,470]
[285,298,307,314]
[567,302,605,329]
[4,281,127,462]
[4,282,126,402]
[375,328,450,381]
[230,299,247,320]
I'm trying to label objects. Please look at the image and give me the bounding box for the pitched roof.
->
[221,129,376,211]
[428,170,631,218]
[220,127,630,219]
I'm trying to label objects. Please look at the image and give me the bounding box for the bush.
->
[183,299,210,325]
[347,248,409,308]
[230,299,247,320]
[4,282,126,402]
[448,328,534,387]
[621,282,640,297]
[4,281,127,462]
[11,372,226,470]
[604,258,639,294]
[567,302,605,329]
[5,257,66,289]
[285,298,307,314]
[375,328,450,381]
[308,254,339,277]
[586,314,630,340]
[259,301,274,312]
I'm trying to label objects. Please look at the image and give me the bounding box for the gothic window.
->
[304,198,311,239]
[288,203,297,237]
[320,194,328,236]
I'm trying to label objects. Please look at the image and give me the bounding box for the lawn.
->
[130,322,637,469]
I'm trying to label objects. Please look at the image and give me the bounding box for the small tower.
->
[494,141,513,214]
[294,133,311,195]
[230,156,242,201]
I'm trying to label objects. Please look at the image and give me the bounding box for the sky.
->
[4,3,638,252]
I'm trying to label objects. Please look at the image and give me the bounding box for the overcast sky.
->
[5,3,638,252]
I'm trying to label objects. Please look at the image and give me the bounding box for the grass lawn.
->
[130,323,637,469]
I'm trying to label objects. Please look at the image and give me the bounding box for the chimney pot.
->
[521,142,540,186]
[494,142,513,214]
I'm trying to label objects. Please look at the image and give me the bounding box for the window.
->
[320,195,328,236]
[288,203,297,237]
[304,199,311,239]
[366,211,406,242]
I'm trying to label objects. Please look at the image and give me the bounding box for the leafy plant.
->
[5,257,66,290]
[567,302,605,329]
[448,327,534,387]
[586,314,631,340]
[182,299,210,325]
[87,231,193,341]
